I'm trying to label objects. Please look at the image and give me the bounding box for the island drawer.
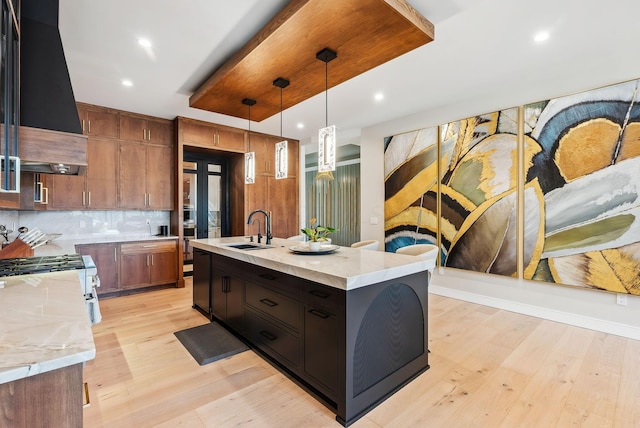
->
[245,309,301,369]
[302,281,341,313]
[245,281,300,331]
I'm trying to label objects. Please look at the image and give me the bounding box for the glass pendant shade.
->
[318,125,336,172]
[245,151,255,184]
[275,140,288,179]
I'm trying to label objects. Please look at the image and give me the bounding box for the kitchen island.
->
[191,237,434,426]
[0,270,96,427]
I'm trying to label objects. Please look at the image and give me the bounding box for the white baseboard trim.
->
[429,284,640,341]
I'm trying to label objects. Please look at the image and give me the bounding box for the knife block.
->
[0,239,34,259]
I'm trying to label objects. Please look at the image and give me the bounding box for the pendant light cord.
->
[248,104,251,150]
[280,87,283,138]
[325,60,329,128]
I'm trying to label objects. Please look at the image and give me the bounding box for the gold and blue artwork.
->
[524,79,640,295]
[384,77,640,294]
[384,127,439,254]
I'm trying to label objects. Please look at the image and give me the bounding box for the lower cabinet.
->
[0,364,83,427]
[76,243,119,294]
[208,253,339,404]
[211,256,245,332]
[76,239,178,295]
[120,241,178,289]
[192,248,211,316]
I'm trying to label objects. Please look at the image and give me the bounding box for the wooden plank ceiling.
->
[189,0,435,122]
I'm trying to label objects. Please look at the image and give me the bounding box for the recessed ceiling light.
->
[122,79,133,87]
[297,123,304,129]
[533,31,550,43]
[138,38,152,48]
[374,92,384,102]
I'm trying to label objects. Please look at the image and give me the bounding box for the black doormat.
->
[174,322,248,365]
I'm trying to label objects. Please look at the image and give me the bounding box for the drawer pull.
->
[309,289,330,299]
[260,298,278,307]
[309,308,330,319]
[259,273,277,280]
[260,330,277,341]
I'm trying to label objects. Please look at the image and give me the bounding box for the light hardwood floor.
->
[83,278,640,427]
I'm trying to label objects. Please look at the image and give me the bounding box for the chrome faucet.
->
[247,209,272,245]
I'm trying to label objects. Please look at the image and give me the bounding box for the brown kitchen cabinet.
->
[251,133,299,177]
[77,103,119,139]
[49,137,118,209]
[119,240,178,290]
[178,117,246,153]
[119,113,172,146]
[0,363,84,428]
[244,137,299,238]
[119,142,173,210]
[76,243,119,295]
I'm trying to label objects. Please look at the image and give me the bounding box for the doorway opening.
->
[183,152,230,275]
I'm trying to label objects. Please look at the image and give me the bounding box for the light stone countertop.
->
[191,237,435,291]
[34,234,180,256]
[0,270,96,384]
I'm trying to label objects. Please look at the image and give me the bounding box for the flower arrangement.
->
[301,218,337,242]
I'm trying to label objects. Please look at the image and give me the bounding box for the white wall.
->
[360,83,640,341]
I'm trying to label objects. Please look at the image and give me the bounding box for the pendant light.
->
[316,48,337,181]
[273,77,290,180]
[243,98,256,184]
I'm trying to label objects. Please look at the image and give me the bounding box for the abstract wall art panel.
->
[384,127,439,253]
[439,108,519,276]
[524,79,640,294]
[384,77,640,294]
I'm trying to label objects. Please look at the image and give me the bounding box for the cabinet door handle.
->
[87,191,91,206]
[114,247,117,262]
[87,120,91,133]
[259,330,277,341]
[42,187,49,205]
[147,193,151,207]
[82,119,86,133]
[150,254,154,265]
[259,298,278,307]
[82,191,86,206]
[309,308,330,319]
[259,273,276,281]
[147,129,151,140]
[309,290,330,299]
[222,276,229,293]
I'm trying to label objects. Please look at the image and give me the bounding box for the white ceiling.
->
[59,0,640,147]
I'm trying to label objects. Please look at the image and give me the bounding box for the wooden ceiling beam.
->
[189,0,434,122]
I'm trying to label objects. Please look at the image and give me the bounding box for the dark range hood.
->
[18,0,87,175]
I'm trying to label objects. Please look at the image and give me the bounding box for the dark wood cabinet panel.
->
[78,104,119,138]
[0,364,83,428]
[193,249,211,317]
[179,117,246,153]
[119,142,173,210]
[304,305,338,395]
[120,241,178,290]
[118,142,147,208]
[86,138,118,208]
[119,252,149,289]
[150,249,178,284]
[76,243,119,294]
[49,174,86,209]
[146,145,173,209]
[120,113,173,146]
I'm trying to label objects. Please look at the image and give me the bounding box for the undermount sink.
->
[224,242,272,251]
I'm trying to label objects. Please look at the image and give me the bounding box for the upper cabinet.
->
[77,103,119,139]
[250,133,299,178]
[178,117,246,153]
[119,113,173,146]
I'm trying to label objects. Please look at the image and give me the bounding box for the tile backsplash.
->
[0,210,171,242]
